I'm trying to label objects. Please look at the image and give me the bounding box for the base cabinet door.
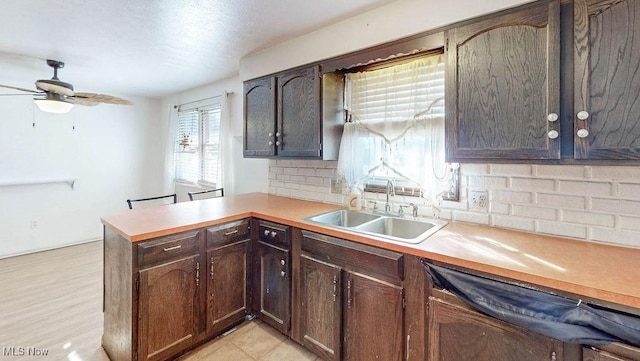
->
[138,255,200,361]
[256,240,291,333]
[300,255,342,361]
[428,293,564,361]
[206,239,249,335]
[343,271,404,361]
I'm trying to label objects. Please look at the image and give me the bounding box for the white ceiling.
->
[0,0,397,99]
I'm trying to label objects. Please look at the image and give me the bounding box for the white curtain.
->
[337,55,449,201]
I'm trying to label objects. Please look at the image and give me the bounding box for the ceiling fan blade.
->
[67,97,100,106]
[73,92,133,106]
[0,84,41,94]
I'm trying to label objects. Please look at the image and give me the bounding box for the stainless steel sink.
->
[305,209,380,227]
[304,209,447,244]
[353,216,446,244]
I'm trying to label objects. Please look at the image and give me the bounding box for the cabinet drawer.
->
[301,230,404,282]
[206,218,251,248]
[137,230,200,267]
[258,221,290,248]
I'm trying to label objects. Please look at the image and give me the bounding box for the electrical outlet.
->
[330,178,343,194]
[469,191,488,211]
[30,220,39,229]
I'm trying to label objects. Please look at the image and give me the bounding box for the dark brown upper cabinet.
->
[244,77,276,157]
[243,65,343,159]
[445,0,561,162]
[574,0,640,160]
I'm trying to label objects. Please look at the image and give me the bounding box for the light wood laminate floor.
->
[0,241,319,361]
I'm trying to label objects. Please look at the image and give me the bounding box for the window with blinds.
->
[339,53,447,198]
[174,104,221,185]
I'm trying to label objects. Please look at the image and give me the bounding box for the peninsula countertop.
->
[101,192,640,310]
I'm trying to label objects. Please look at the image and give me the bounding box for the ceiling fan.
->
[0,59,133,113]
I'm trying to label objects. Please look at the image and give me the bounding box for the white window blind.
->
[338,54,448,200]
[174,103,221,185]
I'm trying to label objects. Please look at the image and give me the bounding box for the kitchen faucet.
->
[385,179,395,212]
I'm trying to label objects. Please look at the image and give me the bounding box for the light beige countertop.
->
[101,192,640,310]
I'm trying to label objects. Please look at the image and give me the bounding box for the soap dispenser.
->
[347,187,362,211]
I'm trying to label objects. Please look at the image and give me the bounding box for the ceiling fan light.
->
[34,98,75,114]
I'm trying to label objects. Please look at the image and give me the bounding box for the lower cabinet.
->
[583,344,640,361]
[299,230,405,361]
[204,219,252,336]
[428,288,565,361]
[253,220,292,334]
[138,254,201,361]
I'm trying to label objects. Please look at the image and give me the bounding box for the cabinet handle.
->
[163,245,182,252]
[547,113,558,122]
[347,280,352,309]
[550,351,557,361]
[280,259,286,266]
[195,261,200,287]
[224,229,238,236]
[281,271,286,277]
[210,256,214,279]
[547,130,559,139]
[577,111,589,120]
[332,275,338,302]
[577,129,589,138]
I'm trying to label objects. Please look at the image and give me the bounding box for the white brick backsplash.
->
[511,177,555,192]
[489,201,510,215]
[490,190,532,204]
[619,215,640,231]
[536,193,586,210]
[591,166,640,181]
[558,180,611,196]
[452,211,490,225]
[460,164,490,175]
[491,164,532,176]
[468,176,508,190]
[592,198,640,216]
[512,205,557,221]
[591,228,640,248]
[561,210,615,228]
[536,220,587,239]
[536,165,586,179]
[619,183,640,200]
[268,161,640,247]
[492,215,535,232]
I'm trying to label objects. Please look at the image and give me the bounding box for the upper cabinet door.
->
[277,66,321,158]
[574,0,640,159]
[244,77,276,157]
[446,1,561,162]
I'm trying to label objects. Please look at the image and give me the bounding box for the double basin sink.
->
[304,209,447,244]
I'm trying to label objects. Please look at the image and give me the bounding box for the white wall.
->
[160,75,269,198]
[240,0,534,80]
[0,91,163,258]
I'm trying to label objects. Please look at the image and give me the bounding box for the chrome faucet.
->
[385,179,395,212]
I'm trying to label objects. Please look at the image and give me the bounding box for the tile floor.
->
[178,320,321,361]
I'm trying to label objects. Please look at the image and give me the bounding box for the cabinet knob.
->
[270,231,277,238]
[268,141,274,146]
[268,132,273,137]
[275,132,281,137]
[275,141,282,146]
[264,230,270,236]
[577,111,589,120]
[280,271,286,277]
[547,130,559,139]
[280,259,286,266]
[547,113,558,122]
[577,129,589,138]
